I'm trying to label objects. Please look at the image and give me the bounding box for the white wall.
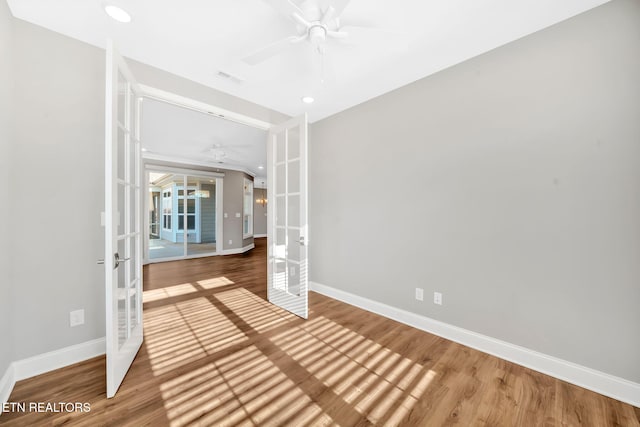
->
[309,0,640,383]
[0,0,15,376]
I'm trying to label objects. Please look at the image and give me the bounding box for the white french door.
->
[104,41,143,398]
[267,114,309,318]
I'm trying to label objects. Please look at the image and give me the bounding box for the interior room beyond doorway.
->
[148,170,221,260]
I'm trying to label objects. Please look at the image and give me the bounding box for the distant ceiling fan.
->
[208,146,228,163]
[205,143,250,165]
[242,0,403,66]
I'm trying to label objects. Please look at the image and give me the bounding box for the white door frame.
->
[139,85,272,131]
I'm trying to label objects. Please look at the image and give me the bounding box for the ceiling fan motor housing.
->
[309,25,327,46]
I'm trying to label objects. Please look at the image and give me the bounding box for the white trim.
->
[139,84,273,130]
[220,243,255,256]
[216,177,224,256]
[243,177,254,239]
[0,338,106,412]
[309,281,640,408]
[254,234,267,238]
[13,338,106,382]
[145,251,220,264]
[145,164,225,179]
[0,364,15,413]
[144,153,257,177]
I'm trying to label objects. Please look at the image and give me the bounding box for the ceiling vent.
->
[216,70,244,84]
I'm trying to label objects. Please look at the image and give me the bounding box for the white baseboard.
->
[309,281,640,408]
[221,243,255,255]
[0,338,106,411]
[13,338,106,382]
[254,234,267,238]
[0,364,15,414]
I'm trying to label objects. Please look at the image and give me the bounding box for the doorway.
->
[105,43,308,399]
[138,94,268,263]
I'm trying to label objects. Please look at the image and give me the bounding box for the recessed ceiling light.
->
[141,148,148,152]
[104,4,132,23]
[301,96,315,104]
[258,165,264,170]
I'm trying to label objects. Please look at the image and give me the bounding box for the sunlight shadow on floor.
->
[269,316,437,425]
[197,276,235,289]
[145,296,248,376]
[214,288,298,333]
[143,283,199,302]
[159,345,333,426]
[144,272,436,425]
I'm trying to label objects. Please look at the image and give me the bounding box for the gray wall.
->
[309,0,640,383]
[221,172,255,250]
[0,0,15,377]
[221,171,252,249]
[254,188,267,236]
[11,17,106,360]
[5,16,283,365]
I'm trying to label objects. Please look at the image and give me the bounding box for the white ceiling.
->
[8,0,610,123]
[141,98,267,176]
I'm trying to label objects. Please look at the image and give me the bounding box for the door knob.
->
[114,252,131,269]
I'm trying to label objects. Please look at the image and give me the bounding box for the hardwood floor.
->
[1,238,638,426]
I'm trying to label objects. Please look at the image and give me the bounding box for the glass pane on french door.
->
[267,114,308,319]
[116,80,141,346]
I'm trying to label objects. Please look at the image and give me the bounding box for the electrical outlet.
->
[70,309,85,327]
[224,212,228,218]
[235,212,241,218]
[415,288,424,301]
[228,240,232,245]
[434,292,443,305]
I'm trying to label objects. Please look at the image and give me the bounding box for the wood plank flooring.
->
[1,238,638,426]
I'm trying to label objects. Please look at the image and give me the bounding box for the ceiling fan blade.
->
[292,12,312,28]
[326,29,348,39]
[242,35,305,65]
[325,0,352,19]
[265,0,306,21]
[320,6,336,26]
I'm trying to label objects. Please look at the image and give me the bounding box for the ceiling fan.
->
[205,143,250,165]
[242,0,402,66]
